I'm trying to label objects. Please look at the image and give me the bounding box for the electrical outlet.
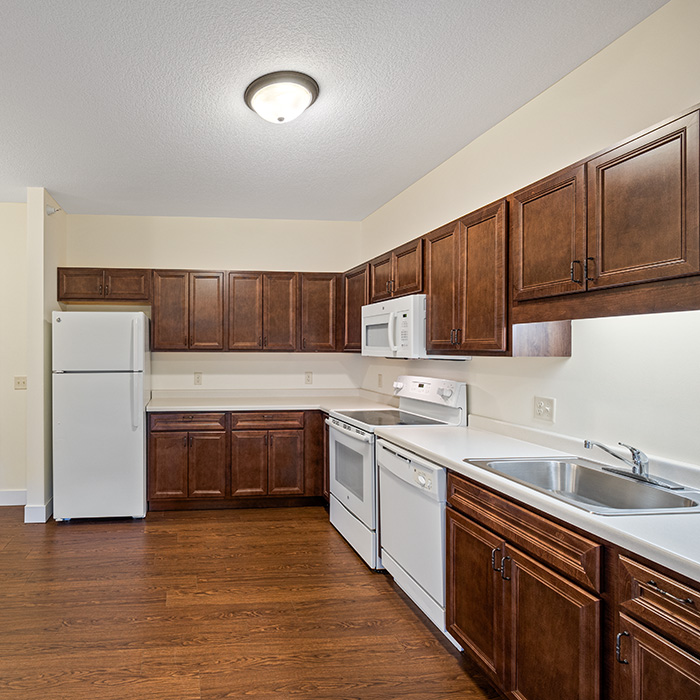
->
[378,373,383,388]
[14,376,27,390]
[534,396,555,422]
[194,372,202,386]
[304,371,313,385]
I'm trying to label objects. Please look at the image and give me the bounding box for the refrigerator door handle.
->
[131,372,141,429]
[131,317,140,371]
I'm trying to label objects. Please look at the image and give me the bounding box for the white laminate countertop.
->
[374,425,700,584]
[147,394,394,413]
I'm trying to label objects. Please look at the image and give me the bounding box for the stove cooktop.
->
[334,409,445,427]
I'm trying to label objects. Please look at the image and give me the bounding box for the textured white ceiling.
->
[0,0,667,220]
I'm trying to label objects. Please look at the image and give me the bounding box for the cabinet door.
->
[188,432,227,498]
[230,431,268,496]
[300,273,339,351]
[502,545,600,700]
[616,614,700,700]
[152,270,189,350]
[228,272,263,350]
[268,430,304,496]
[57,268,105,300]
[104,269,151,302]
[392,238,423,297]
[587,110,700,290]
[148,431,188,499]
[511,164,587,301]
[342,264,368,352]
[424,222,462,353]
[460,200,507,352]
[369,252,393,302]
[263,273,298,351]
[446,508,505,687]
[189,271,225,350]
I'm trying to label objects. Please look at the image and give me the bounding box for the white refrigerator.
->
[52,311,150,520]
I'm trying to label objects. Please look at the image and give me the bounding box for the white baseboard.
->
[24,498,53,523]
[0,489,27,506]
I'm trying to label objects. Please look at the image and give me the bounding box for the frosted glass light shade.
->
[244,71,319,124]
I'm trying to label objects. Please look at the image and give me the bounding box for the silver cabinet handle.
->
[615,631,630,664]
[646,580,695,606]
[500,555,511,581]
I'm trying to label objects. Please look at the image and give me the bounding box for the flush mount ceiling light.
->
[244,71,319,124]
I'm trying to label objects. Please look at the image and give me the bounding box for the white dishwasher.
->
[377,439,461,649]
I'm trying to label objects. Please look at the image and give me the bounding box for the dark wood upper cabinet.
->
[263,272,298,351]
[152,270,189,350]
[424,221,462,354]
[425,200,507,354]
[189,272,225,350]
[228,272,263,350]
[369,252,393,302]
[461,200,507,352]
[587,110,700,290]
[300,273,339,352]
[342,263,369,352]
[152,270,224,351]
[369,238,423,302]
[58,267,151,302]
[510,163,587,301]
[104,269,151,301]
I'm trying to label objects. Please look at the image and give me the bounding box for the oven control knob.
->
[437,387,454,400]
[417,473,427,487]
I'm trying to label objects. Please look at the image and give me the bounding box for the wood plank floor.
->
[0,506,503,699]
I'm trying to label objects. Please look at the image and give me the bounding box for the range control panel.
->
[392,375,465,408]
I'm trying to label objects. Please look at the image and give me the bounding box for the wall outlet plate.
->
[194,372,202,386]
[378,373,383,388]
[534,396,555,422]
[304,371,313,385]
[14,376,27,390]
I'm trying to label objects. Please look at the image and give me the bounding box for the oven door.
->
[327,419,376,529]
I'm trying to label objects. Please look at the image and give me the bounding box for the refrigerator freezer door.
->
[52,311,147,372]
[53,372,147,519]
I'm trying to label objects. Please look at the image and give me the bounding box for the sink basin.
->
[465,458,700,515]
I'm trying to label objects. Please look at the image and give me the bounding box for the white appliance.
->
[326,375,467,569]
[361,294,470,360]
[378,439,461,649]
[52,311,150,520]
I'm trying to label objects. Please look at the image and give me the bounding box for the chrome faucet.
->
[582,440,684,489]
[583,440,649,478]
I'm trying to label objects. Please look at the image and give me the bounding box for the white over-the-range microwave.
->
[361,294,469,360]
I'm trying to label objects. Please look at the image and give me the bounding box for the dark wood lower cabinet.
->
[503,546,600,700]
[446,509,503,687]
[615,614,700,700]
[149,410,318,509]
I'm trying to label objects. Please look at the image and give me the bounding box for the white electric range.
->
[326,375,467,569]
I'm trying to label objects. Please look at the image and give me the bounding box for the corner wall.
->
[25,189,66,522]
[359,0,700,467]
[0,203,28,504]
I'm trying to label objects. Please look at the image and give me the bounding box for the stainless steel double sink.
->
[464,458,700,515]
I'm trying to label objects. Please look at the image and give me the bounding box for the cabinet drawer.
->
[230,412,304,430]
[149,412,226,432]
[447,472,601,592]
[618,555,700,653]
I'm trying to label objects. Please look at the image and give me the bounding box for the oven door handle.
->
[325,418,373,443]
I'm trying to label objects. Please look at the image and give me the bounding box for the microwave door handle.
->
[387,311,398,353]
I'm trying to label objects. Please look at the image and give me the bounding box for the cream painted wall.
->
[66,215,361,272]
[0,203,28,502]
[361,0,700,258]
[25,189,66,522]
[359,0,700,467]
[151,352,367,393]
